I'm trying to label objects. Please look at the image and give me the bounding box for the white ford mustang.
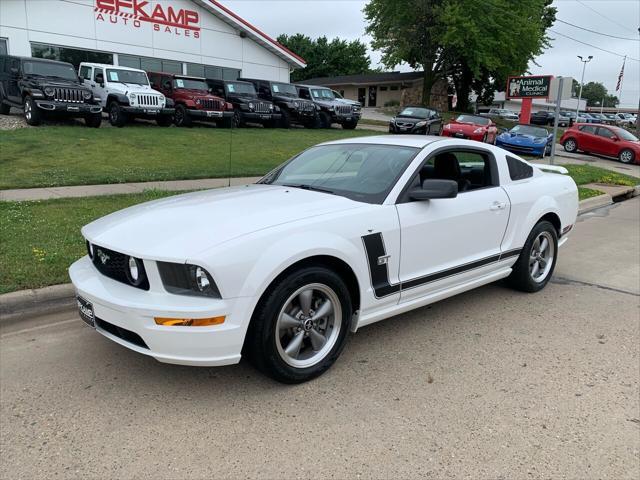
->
[70,136,578,383]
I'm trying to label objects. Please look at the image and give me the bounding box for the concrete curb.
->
[0,194,632,325]
[0,284,76,326]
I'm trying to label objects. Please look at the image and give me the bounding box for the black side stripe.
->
[362,233,522,298]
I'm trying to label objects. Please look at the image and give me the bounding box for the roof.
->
[196,0,306,69]
[321,135,443,149]
[303,71,425,86]
[81,63,145,72]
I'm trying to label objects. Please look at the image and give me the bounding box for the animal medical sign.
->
[506,76,552,99]
[95,0,201,37]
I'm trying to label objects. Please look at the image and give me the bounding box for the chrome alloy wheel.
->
[24,99,32,120]
[529,231,555,283]
[275,283,342,368]
[620,150,634,164]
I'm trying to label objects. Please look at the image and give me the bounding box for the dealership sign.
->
[95,0,201,37]
[506,75,552,99]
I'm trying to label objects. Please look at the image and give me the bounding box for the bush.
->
[384,100,400,107]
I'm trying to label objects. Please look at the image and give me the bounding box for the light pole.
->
[576,55,593,119]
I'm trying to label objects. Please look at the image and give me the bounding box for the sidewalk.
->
[0,176,262,202]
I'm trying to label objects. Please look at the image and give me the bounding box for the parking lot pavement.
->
[1,201,639,479]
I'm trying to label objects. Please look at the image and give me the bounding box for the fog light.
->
[154,316,226,327]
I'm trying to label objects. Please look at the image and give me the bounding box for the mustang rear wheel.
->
[245,266,352,383]
[507,220,558,293]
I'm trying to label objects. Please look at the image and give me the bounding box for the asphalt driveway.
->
[1,199,638,479]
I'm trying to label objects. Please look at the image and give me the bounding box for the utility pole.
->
[637,29,640,137]
[576,55,593,118]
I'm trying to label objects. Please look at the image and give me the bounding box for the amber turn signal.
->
[154,316,225,327]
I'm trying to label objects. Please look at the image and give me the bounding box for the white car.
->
[69,136,578,383]
[78,63,174,127]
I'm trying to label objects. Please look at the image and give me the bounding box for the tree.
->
[364,0,556,109]
[277,34,371,82]
[579,81,619,107]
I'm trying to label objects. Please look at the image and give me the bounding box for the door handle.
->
[490,201,507,211]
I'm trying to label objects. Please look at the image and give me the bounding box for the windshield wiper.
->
[281,183,335,194]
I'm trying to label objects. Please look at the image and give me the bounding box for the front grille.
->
[136,95,161,107]
[336,105,352,115]
[91,245,150,290]
[298,101,315,112]
[504,145,534,153]
[396,121,414,128]
[198,98,224,110]
[254,101,271,114]
[53,88,84,103]
[95,317,149,349]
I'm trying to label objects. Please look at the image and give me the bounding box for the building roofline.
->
[199,0,306,69]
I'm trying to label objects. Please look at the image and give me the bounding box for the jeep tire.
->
[0,97,10,115]
[84,113,102,128]
[280,109,291,129]
[342,120,358,130]
[317,111,332,129]
[174,105,192,127]
[108,102,127,127]
[24,96,41,126]
[157,114,173,127]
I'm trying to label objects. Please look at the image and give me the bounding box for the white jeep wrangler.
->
[78,63,174,127]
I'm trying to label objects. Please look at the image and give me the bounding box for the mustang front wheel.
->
[245,266,352,383]
[507,220,558,293]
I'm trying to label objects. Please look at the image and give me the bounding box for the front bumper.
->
[187,109,233,121]
[122,106,175,117]
[389,123,427,134]
[332,113,360,124]
[496,140,545,156]
[69,256,255,367]
[35,101,102,115]
[239,112,282,123]
[441,130,484,141]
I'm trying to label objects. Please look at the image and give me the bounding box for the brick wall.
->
[400,78,449,111]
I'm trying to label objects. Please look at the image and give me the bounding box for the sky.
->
[224,0,640,108]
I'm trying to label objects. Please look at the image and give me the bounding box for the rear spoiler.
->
[537,165,568,175]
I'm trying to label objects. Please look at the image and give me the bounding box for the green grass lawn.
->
[560,164,639,187]
[0,126,380,190]
[577,187,604,201]
[0,190,180,294]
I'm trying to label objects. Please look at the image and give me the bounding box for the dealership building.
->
[0,0,305,81]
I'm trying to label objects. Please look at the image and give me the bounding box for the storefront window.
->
[186,63,239,80]
[120,55,182,74]
[31,43,113,69]
[0,39,7,56]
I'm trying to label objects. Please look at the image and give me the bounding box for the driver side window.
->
[416,150,496,194]
[93,68,103,82]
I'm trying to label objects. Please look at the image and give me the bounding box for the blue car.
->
[495,124,554,158]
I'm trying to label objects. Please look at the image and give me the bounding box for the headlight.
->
[390,116,396,124]
[534,138,546,144]
[328,106,335,111]
[157,262,222,298]
[44,87,54,97]
[195,98,201,105]
[473,128,484,134]
[415,121,427,127]
[444,124,451,130]
[269,104,274,110]
[293,101,299,108]
[126,256,145,287]
[83,91,92,100]
[248,102,255,110]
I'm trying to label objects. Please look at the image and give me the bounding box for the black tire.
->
[23,96,41,126]
[232,110,243,128]
[507,220,558,293]
[174,104,191,127]
[342,120,357,130]
[0,99,10,115]
[157,114,173,127]
[108,102,127,127]
[317,111,332,129]
[280,109,291,128]
[84,113,102,128]
[618,148,635,164]
[563,137,578,153]
[245,266,352,384]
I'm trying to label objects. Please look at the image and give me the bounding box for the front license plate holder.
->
[77,295,95,328]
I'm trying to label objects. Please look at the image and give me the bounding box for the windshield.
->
[106,69,149,85]
[174,77,208,90]
[456,115,489,125]
[510,125,548,137]
[613,127,638,141]
[225,82,256,95]
[260,144,419,204]
[399,107,434,118]
[311,88,336,100]
[23,61,77,81]
[272,82,298,96]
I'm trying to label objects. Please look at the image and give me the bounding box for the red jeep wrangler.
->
[148,72,233,128]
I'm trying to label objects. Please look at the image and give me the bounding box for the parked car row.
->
[0,55,362,129]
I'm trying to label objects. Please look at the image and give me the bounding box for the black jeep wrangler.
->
[206,79,281,128]
[295,85,360,129]
[239,78,317,128]
[0,55,102,127]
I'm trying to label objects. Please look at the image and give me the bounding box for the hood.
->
[228,93,259,102]
[447,121,485,132]
[26,77,84,89]
[500,132,546,144]
[121,84,162,95]
[82,185,362,262]
[315,99,341,108]
[396,114,425,122]
[336,98,361,107]
[175,88,213,98]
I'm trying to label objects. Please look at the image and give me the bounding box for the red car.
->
[441,114,498,143]
[560,123,640,164]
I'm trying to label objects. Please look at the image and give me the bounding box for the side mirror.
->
[162,81,172,91]
[409,179,458,201]
[78,75,84,82]
[611,136,619,141]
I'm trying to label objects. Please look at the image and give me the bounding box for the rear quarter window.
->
[506,156,533,181]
